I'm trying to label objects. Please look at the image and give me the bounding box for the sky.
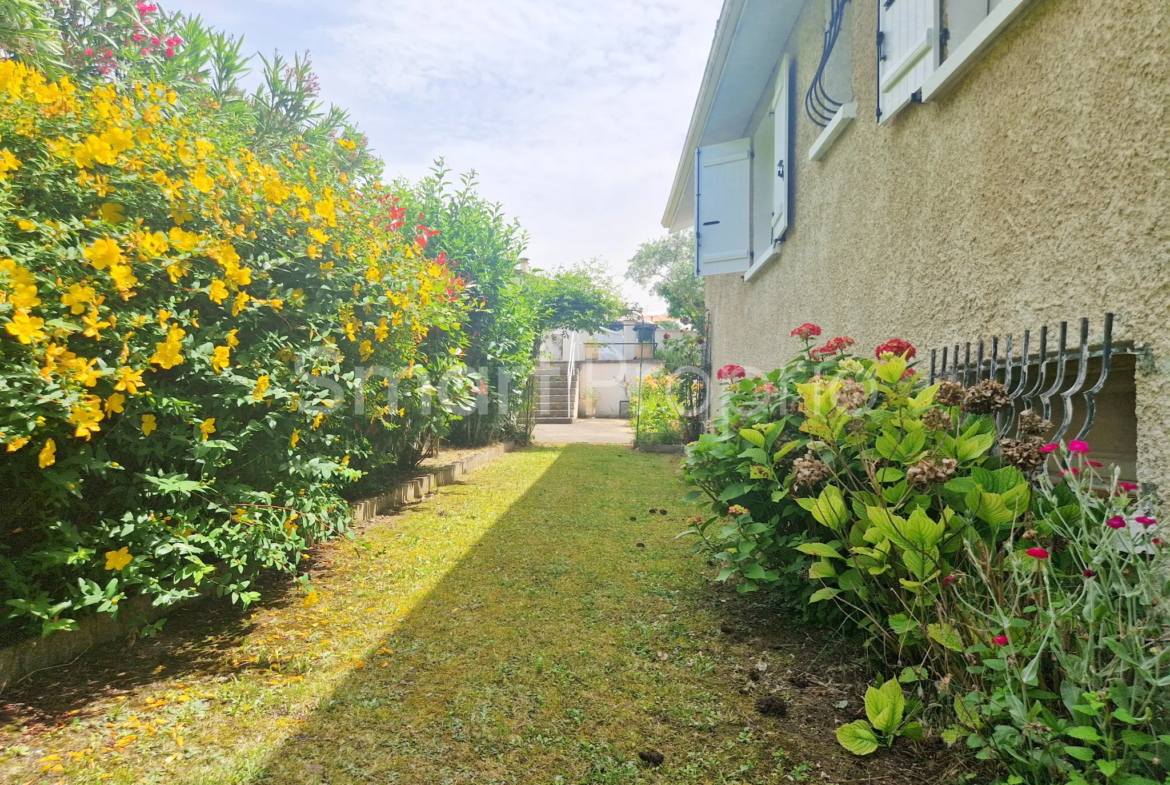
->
[173,0,722,312]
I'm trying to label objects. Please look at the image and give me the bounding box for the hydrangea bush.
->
[682,325,1168,784]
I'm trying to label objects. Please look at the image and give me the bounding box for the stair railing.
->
[564,332,577,420]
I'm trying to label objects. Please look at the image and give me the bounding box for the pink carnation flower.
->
[1106,516,1126,530]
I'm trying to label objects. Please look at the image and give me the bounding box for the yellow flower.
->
[141,413,157,436]
[302,589,319,607]
[105,393,125,414]
[253,375,270,401]
[84,237,123,271]
[115,366,145,394]
[104,547,133,571]
[5,309,45,344]
[16,219,35,232]
[289,429,300,449]
[211,345,230,374]
[0,148,22,179]
[71,357,103,387]
[226,329,240,349]
[199,418,216,441]
[81,307,112,340]
[375,318,389,342]
[108,261,137,293]
[231,291,250,316]
[38,438,55,468]
[207,279,228,305]
[168,226,201,252]
[6,436,29,452]
[359,340,373,361]
[68,395,104,440]
[61,283,98,314]
[190,166,213,193]
[99,202,125,223]
[150,325,186,369]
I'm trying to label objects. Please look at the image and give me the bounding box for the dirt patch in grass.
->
[0,445,964,784]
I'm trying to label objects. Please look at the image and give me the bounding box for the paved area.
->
[533,417,633,444]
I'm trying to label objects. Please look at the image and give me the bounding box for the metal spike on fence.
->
[928,315,1120,446]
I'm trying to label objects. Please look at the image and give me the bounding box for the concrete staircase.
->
[534,362,578,424]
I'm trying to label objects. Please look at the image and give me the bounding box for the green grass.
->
[0,445,947,784]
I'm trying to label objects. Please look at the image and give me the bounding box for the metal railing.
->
[928,314,1141,443]
[564,334,577,420]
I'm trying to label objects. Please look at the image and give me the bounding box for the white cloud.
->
[174,0,721,309]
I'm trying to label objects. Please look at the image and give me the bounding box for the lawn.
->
[1,445,956,784]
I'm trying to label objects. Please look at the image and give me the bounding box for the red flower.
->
[812,336,855,357]
[663,333,670,340]
[1087,460,1103,468]
[717,364,746,381]
[791,323,822,340]
[1153,538,1164,546]
[1069,440,1090,454]
[1106,516,1126,530]
[164,47,175,58]
[1082,569,1096,578]
[1038,443,1059,453]
[1116,482,1139,493]
[1025,547,1049,559]
[875,338,916,360]
[942,574,957,586]
[1135,516,1157,527]
[993,635,1010,646]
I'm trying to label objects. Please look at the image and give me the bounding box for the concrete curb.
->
[0,442,516,693]
[635,443,688,454]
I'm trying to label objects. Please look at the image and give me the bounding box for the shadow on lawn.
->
[239,444,959,785]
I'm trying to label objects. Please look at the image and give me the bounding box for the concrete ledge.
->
[0,442,515,692]
[635,443,687,454]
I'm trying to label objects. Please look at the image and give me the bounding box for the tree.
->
[530,260,629,341]
[624,229,704,333]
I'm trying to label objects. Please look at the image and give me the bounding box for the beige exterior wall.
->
[706,0,1170,495]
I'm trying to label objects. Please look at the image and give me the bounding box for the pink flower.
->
[84,47,94,56]
[717,364,746,381]
[727,504,750,516]
[150,36,161,47]
[1087,460,1103,468]
[875,338,916,361]
[1117,482,1139,492]
[942,574,957,586]
[791,323,822,340]
[1038,444,1059,453]
[136,1,158,13]
[1025,547,1050,560]
[1153,538,1164,546]
[1106,516,1126,530]
[1068,440,1090,454]
[812,336,856,358]
[165,47,175,58]
[132,32,143,42]
[993,635,1009,646]
[1135,516,1157,527]
[1061,468,1079,477]
[1082,569,1096,578]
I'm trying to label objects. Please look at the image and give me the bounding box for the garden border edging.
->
[0,441,517,693]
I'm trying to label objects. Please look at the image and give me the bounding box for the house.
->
[661,0,1167,493]
[536,321,677,421]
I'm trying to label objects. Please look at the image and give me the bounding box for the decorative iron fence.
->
[928,314,1142,444]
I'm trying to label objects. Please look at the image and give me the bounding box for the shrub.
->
[0,59,468,636]
[681,326,1169,784]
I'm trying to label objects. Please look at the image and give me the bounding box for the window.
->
[921,0,1037,101]
[693,137,752,277]
[876,0,941,123]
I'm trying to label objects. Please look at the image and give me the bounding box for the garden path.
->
[0,446,956,784]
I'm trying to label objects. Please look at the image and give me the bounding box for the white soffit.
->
[662,0,803,232]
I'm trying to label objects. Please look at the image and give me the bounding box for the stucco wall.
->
[705,0,1170,496]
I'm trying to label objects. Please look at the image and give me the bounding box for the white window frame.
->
[922,0,1036,101]
[808,101,857,161]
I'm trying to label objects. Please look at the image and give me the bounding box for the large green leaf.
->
[795,542,844,559]
[719,482,751,502]
[809,587,841,603]
[739,428,766,448]
[927,623,964,652]
[810,485,849,531]
[836,720,879,756]
[877,679,905,732]
[809,560,837,579]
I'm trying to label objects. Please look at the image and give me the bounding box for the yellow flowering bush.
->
[0,60,470,635]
